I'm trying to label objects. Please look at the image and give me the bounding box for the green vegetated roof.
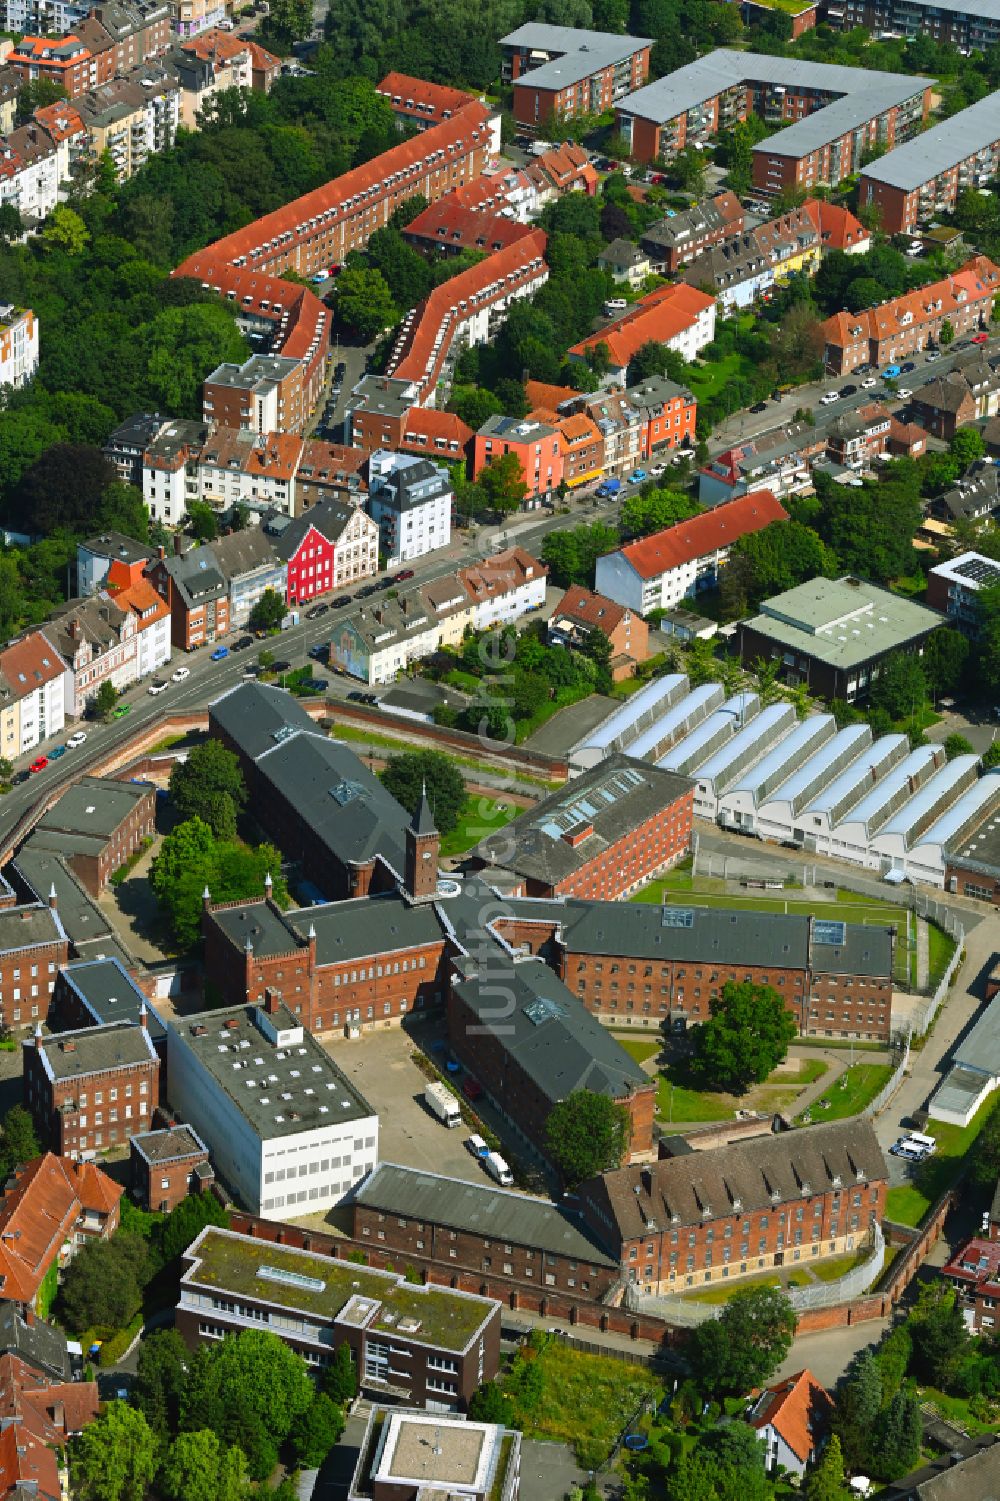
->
[188,1228,491,1351]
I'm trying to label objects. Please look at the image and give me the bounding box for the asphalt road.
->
[709,332,997,452]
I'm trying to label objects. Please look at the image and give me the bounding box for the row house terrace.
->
[376,71,479,132]
[0,630,65,763]
[43,595,138,716]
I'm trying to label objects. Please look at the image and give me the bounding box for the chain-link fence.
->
[863,1035,910,1119]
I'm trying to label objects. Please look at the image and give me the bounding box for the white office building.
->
[166,995,378,1219]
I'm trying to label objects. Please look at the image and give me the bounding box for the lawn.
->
[327,722,560,788]
[504,1339,661,1467]
[927,922,958,987]
[616,1038,661,1064]
[886,1094,1000,1227]
[656,1058,827,1125]
[798,1062,894,1124]
[681,1245,873,1304]
[687,351,753,401]
[439,796,516,857]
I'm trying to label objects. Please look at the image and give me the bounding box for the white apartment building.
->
[459,545,548,629]
[0,631,66,760]
[0,306,38,389]
[166,996,379,1219]
[365,449,452,566]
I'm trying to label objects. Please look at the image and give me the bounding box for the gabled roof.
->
[750,1370,834,1463]
[822,256,1000,350]
[404,199,536,255]
[0,633,64,704]
[264,495,357,560]
[400,407,474,455]
[612,491,787,580]
[552,586,628,635]
[0,1419,60,1501]
[569,282,714,369]
[210,526,283,583]
[0,1154,121,1304]
[376,71,474,123]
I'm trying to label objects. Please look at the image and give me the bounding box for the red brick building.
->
[578,1118,887,1295]
[942,1229,1000,1333]
[23,1018,159,1157]
[0,1154,121,1311]
[0,904,68,1033]
[27,777,155,897]
[376,72,476,131]
[130,1126,213,1213]
[471,754,694,900]
[499,24,652,131]
[547,587,650,680]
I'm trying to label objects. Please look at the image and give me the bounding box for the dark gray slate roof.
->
[474,754,692,886]
[287,892,443,965]
[36,776,149,842]
[162,543,226,606]
[0,901,64,955]
[55,958,166,1044]
[210,899,303,960]
[130,1125,208,1166]
[209,681,317,764]
[0,1305,70,1380]
[11,843,114,956]
[588,1117,887,1241]
[353,1163,617,1267]
[886,1436,1000,1501]
[35,1019,158,1082]
[452,956,648,1106]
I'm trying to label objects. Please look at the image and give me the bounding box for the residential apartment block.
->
[0,108,86,226]
[148,537,229,651]
[615,50,929,193]
[860,91,1000,235]
[366,450,452,566]
[210,527,288,628]
[75,67,178,179]
[166,994,378,1217]
[43,595,138,717]
[264,497,379,605]
[23,1017,159,1155]
[499,23,652,130]
[402,199,537,258]
[473,414,562,502]
[102,553,171,678]
[569,282,716,382]
[640,190,745,274]
[0,305,38,389]
[828,0,1000,52]
[595,490,788,616]
[821,256,1000,374]
[679,204,822,311]
[375,71,476,132]
[0,632,65,763]
[927,552,1000,634]
[909,351,1000,440]
[177,1224,501,1406]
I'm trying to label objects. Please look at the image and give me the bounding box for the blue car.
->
[628,469,648,485]
[49,745,67,759]
[210,646,229,661]
[883,363,902,378]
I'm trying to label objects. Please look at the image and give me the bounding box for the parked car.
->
[172,666,191,682]
[231,635,254,652]
[897,387,913,399]
[883,363,902,378]
[308,643,329,660]
[819,391,839,405]
[306,603,329,619]
[628,468,647,484]
[333,594,353,607]
[973,331,989,345]
[347,691,366,702]
[900,361,916,374]
[839,384,858,397]
[362,693,380,706]
[393,569,415,582]
[334,362,346,383]
[749,401,767,413]
[860,377,878,389]
[210,646,229,661]
[147,680,168,695]
[466,1133,489,1158]
[462,1077,483,1101]
[66,731,87,749]
[29,757,48,773]
[649,462,667,476]
[925,349,943,361]
[113,704,131,719]
[48,745,66,759]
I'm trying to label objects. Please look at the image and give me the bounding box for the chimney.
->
[173,533,184,556]
[48,884,57,911]
[139,1003,148,1032]
[264,872,273,900]
[202,886,211,910]
[23,1308,33,1327]
[157,544,165,561]
[264,987,280,1014]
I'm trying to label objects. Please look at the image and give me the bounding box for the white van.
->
[484,1151,513,1187]
[604,298,627,316]
[904,1131,937,1154]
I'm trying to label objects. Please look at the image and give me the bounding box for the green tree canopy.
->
[289,1391,345,1467]
[158,1429,248,1501]
[802,1433,850,1501]
[620,487,699,537]
[135,1328,189,1442]
[468,1380,516,1426]
[322,1341,358,1405]
[831,1350,882,1472]
[688,1285,796,1396]
[160,1192,229,1264]
[0,1104,41,1179]
[179,1329,314,1480]
[168,740,247,840]
[544,1090,632,1187]
[71,1401,158,1501]
[379,749,465,835]
[150,817,287,950]
[870,652,927,722]
[692,981,797,1093]
[336,265,397,341]
[478,451,529,514]
[248,587,287,634]
[58,1232,150,1334]
[921,627,969,697]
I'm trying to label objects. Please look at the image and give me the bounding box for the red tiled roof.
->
[570,283,714,370]
[616,490,787,579]
[802,198,869,253]
[458,544,546,599]
[0,1355,99,1444]
[822,255,1000,352]
[9,34,91,65]
[0,632,64,704]
[181,28,251,62]
[244,37,280,73]
[451,165,534,214]
[0,1419,60,1501]
[525,141,597,195]
[553,587,627,633]
[400,407,474,452]
[751,1370,833,1464]
[524,379,579,411]
[32,100,86,140]
[386,230,547,397]
[104,567,172,630]
[0,1155,119,1304]
[377,71,474,123]
[172,260,330,380]
[404,199,535,255]
[174,100,492,276]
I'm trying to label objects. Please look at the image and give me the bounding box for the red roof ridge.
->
[618,490,787,579]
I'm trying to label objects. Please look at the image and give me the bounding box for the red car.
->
[394,569,415,582]
[462,1077,483,1101]
[972,332,989,345]
[29,757,48,773]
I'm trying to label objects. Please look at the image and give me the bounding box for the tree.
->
[247,587,287,634]
[0,202,21,245]
[449,386,502,432]
[541,522,619,589]
[908,1282,970,1391]
[180,1329,314,1480]
[158,1430,248,1501]
[160,1192,229,1264]
[0,1104,40,1179]
[620,488,699,537]
[135,1328,188,1441]
[379,750,465,835]
[870,652,927,722]
[12,443,115,535]
[544,1090,632,1187]
[921,627,969,697]
[944,733,974,760]
[335,265,397,341]
[802,1434,849,1501]
[949,426,986,469]
[979,583,1000,691]
[697,1422,766,1475]
[478,452,529,515]
[831,1351,882,1472]
[58,1232,150,1334]
[581,628,613,695]
[873,1388,922,1479]
[322,1341,358,1405]
[692,981,797,1094]
[289,1391,345,1467]
[94,679,119,720]
[729,520,837,607]
[150,816,287,950]
[468,1381,516,1426]
[41,204,90,256]
[938,318,955,345]
[72,1402,158,1501]
[187,501,218,542]
[688,1286,796,1396]
[0,757,12,791]
[261,0,312,41]
[984,739,1000,769]
[169,740,247,840]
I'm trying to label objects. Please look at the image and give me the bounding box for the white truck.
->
[425,1080,461,1128]
[484,1151,513,1187]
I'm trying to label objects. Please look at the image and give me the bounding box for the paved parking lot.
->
[320,1020,490,1183]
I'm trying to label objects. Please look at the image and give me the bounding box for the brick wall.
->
[528,791,693,902]
[560,950,809,1030]
[0,931,69,1031]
